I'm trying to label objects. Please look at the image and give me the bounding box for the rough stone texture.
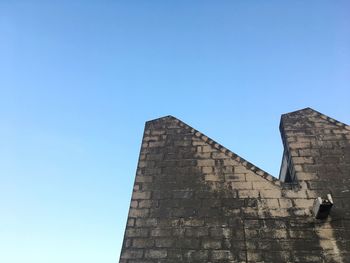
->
[120,108,350,263]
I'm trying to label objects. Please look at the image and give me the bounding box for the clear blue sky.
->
[1,1,349,262]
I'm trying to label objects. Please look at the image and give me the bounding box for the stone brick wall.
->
[119,108,350,263]
[279,108,350,262]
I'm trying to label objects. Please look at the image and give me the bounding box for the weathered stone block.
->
[145,249,167,259]
[132,238,154,248]
[175,238,200,249]
[211,250,234,260]
[120,249,143,259]
[202,239,222,249]
[238,190,260,198]
[197,159,215,166]
[132,191,152,200]
[184,250,209,260]
[135,218,157,227]
[129,208,149,218]
[151,228,172,237]
[155,238,174,248]
[125,228,149,238]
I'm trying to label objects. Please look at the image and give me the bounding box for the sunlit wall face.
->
[1,1,349,262]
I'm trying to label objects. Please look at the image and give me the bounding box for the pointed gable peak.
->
[281,107,350,131]
[146,115,174,123]
[282,107,313,115]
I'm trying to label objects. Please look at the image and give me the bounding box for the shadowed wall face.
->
[120,117,247,262]
[280,109,350,262]
[120,111,350,263]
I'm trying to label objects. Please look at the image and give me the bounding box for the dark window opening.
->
[279,149,296,183]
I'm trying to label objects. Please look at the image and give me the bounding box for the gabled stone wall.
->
[279,108,350,262]
[119,109,350,263]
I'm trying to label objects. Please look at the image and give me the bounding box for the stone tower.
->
[119,108,350,263]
